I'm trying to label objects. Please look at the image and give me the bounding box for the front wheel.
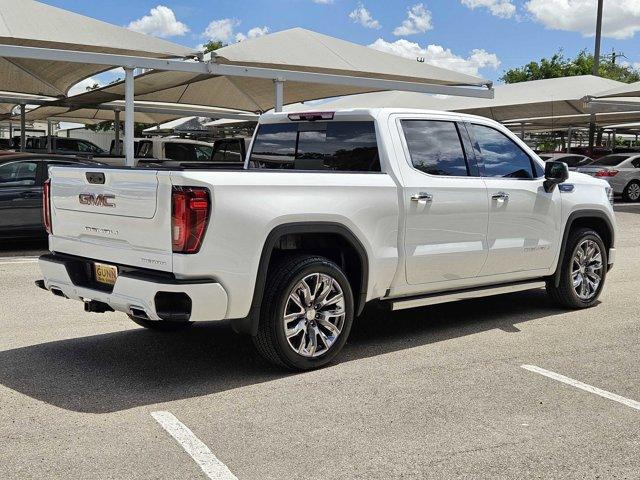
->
[253,254,354,370]
[623,181,640,202]
[546,228,607,309]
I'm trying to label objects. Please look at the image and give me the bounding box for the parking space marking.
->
[0,257,39,264]
[151,411,238,480]
[522,365,640,411]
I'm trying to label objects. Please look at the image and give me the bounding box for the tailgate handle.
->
[86,172,105,184]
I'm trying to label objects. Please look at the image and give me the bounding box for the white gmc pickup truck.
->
[37,108,617,370]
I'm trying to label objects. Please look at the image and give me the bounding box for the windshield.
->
[591,155,630,167]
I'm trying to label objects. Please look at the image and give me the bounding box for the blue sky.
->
[44,0,640,92]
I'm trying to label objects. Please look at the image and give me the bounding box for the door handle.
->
[492,192,509,201]
[411,192,433,203]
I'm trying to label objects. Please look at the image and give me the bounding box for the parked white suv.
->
[37,108,617,370]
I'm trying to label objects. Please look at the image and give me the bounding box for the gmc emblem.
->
[79,193,116,208]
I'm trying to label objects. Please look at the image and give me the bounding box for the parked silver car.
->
[576,153,640,202]
[538,152,594,170]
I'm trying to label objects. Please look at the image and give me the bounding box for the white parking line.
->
[151,411,238,480]
[522,365,640,411]
[0,257,39,264]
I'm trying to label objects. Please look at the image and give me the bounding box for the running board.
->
[387,280,546,311]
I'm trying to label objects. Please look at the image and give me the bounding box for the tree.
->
[501,49,640,84]
[202,40,227,54]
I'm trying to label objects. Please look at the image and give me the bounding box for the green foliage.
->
[84,121,149,137]
[501,49,640,84]
[202,40,227,54]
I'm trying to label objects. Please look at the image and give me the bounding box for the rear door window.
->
[249,121,380,172]
[401,120,471,176]
[56,139,79,152]
[470,124,536,179]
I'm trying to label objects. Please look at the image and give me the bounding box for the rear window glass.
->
[249,121,380,172]
[592,155,630,167]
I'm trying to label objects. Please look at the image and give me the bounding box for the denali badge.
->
[79,193,115,208]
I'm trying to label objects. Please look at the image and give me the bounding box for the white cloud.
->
[235,26,270,42]
[68,77,102,97]
[525,0,640,39]
[127,5,189,38]
[461,0,516,19]
[313,0,334,3]
[369,38,500,76]
[203,19,269,43]
[349,3,381,29]
[203,18,240,42]
[393,3,433,36]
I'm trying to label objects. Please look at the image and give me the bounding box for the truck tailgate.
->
[48,167,174,272]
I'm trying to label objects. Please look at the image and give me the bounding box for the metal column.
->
[274,79,284,113]
[124,68,135,166]
[114,109,121,155]
[567,125,573,153]
[46,120,53,153]
[19,104,26,152]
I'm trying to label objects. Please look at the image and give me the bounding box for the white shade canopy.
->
[0,0,193,97]
[42,28,492,113]
[288,75,626,122]
[7,100,256,125]
[591,81,640,99]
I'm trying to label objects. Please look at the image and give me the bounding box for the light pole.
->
[588,0,604,154]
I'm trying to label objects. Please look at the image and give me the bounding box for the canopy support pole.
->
[567,125,573,154]
[274,79,284,113]
[8,121,12,141]
[611,129,617,149]
[20,104,26,152]
[124,68,135,166]
[114,110,121,155]
[47,120,53,153]
[520,123,525,140]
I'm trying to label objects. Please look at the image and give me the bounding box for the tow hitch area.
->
[84,299,114,313]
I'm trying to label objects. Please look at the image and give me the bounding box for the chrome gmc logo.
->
[79,193,116,208]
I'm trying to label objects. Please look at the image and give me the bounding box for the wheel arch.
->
[231,222,370,336]
[553,209,615,287]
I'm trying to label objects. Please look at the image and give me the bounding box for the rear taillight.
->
[171,187,210,254]
[595,169,618,177]
[42,179,52,235]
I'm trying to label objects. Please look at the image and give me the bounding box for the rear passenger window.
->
[470,124,535,179]
[249,121,380,172]
[401,120,470,176]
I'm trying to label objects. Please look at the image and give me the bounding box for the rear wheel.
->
[623,181,640,202]
[253,254,354,370]
[127,315,193,332]
[546,228,607,309]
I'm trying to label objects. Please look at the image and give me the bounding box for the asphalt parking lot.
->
[1,206,639,479]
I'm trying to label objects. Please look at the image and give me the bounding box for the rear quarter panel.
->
[170,170,399,319]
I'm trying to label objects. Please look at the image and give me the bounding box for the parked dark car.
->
[0,154,104,238]
[538,152,594,170]
[25,136,106,158]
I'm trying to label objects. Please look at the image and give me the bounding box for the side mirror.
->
[544,161,569,192]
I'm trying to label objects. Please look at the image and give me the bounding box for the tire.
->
[546,227,607,309]
[623,181,640,202]
[127,315,193,332]
[252,254,354,370]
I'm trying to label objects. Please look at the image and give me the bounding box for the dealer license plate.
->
[94,262,118,286]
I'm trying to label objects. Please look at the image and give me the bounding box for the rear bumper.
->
[38,254,228,322]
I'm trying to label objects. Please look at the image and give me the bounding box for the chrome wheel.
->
[571,239,603,301]
[283,273,346,358]
[628,183,640,201]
